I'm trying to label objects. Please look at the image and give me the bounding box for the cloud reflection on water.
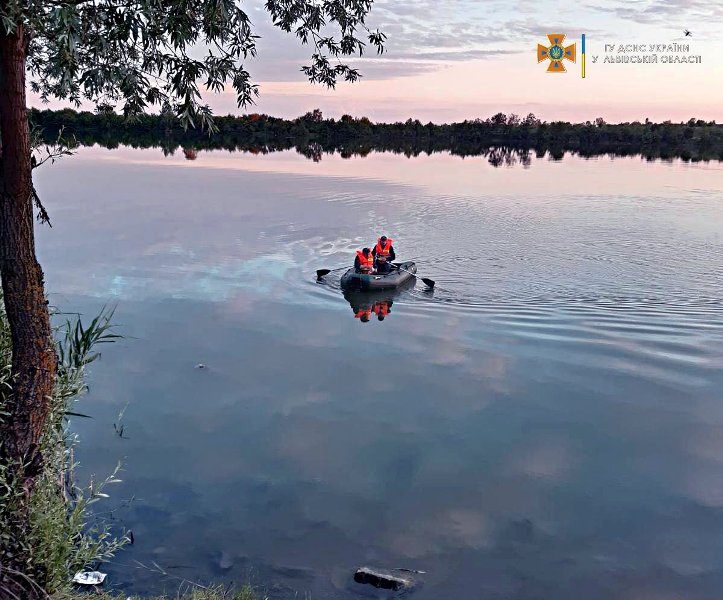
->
[37,146,723,599]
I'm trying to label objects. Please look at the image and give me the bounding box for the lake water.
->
[35,147,723,599]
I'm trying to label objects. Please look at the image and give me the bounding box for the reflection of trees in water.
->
[485,147,533,167]
[51,135,723,166]
[30,108,723,166]
[298,142,323,162]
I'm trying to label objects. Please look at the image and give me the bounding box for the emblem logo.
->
[537,34,576,73]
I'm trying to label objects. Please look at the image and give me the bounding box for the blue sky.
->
[210,0,723,122]
[30,0,723,122]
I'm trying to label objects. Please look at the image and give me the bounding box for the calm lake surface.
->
[35,148,723,599]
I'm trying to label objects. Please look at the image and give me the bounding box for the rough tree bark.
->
[0,19,57,599]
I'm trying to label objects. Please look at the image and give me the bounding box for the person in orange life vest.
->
[354,247,374,273]
[373,300,391,321]
[355,307,372,322]
[372,236,395,274]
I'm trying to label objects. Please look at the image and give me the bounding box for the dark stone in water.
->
[354,567,411,590]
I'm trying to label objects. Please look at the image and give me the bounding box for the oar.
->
[393,264,435,288]
[316,265,349,279]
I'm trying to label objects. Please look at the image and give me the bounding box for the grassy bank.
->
[54,585,260,599]
[0,299,128,597]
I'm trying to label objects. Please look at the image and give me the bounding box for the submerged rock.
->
[354,566,412,590]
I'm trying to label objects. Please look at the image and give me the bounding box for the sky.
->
[30,0,723,123]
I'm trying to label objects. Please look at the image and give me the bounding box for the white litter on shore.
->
[72,571,107,585]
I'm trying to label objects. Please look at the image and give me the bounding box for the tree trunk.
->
[0,20,57,598]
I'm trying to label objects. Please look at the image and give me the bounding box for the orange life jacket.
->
[356,250,374,271]
[373,302,390,318]
[355,308,372,321]
[375,238,393,257]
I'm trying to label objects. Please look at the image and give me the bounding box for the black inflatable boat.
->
[340,261,417,291]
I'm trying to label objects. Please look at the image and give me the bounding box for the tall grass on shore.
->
[0,298,128,597]
[53,584,262,599]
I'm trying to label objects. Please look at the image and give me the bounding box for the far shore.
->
[30,108,723,164]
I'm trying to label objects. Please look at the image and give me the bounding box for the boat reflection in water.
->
[343,278,416,324]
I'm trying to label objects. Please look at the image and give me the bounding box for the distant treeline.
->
[29,107,723,165]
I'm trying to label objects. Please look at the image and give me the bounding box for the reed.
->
[53,585,262,599]
[0,298,128,596]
